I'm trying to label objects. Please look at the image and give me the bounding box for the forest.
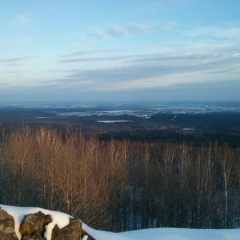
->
[0,126,240,232]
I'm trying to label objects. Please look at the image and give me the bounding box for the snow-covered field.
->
[83,224,240,240]
[1,204,240,240]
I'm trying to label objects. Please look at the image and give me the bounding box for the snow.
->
[121,228,240,240]
[1,204,240,240]
[83,223,240,240]
[83,223,134,240]
[0,204,71,240]
[98,120,130,123]
[182,128,195,131]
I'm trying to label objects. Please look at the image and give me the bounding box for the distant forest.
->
[0,126,240,231]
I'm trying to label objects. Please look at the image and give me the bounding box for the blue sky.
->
[0,0,240,102]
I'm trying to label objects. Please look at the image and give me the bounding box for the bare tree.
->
[176,143,192,227]
[219,144,234,228]
[158,142,176,227]
[192,145,214,228]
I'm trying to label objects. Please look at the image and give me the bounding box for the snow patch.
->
[35,117,53,119]
[82,223,134,240]
[82,223,240,240]
[98,120,130,123]
[0,204,71,240]
[182,128,195,131]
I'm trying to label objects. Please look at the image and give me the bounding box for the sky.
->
[0,0,240,102]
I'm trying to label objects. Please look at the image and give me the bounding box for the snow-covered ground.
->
[1,204,240,240]
[83,223,240,240]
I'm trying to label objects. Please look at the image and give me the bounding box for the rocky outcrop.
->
[0,208,18,240]
[19,211,52,240]
[52,218,82,240]
[0,206,94,240]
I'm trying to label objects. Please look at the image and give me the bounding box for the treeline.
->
[0,126,240,231]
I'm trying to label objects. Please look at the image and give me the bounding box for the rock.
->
[51,218,82,240]
[0,205,94,240]
[19,211,52,240]
[0,208,18,240]
[81,229,95,240]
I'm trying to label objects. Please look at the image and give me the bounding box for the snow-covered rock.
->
[0,204,79,240]
[1,204,240,240]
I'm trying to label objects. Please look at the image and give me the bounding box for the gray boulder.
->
[0,208,18,240]
[52,218,82,240]
[19,211,52,240]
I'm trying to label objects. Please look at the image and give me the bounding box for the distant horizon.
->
[2,99,240,103]
[1,99,240,105]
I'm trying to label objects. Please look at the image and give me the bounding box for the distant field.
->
[0,102,240,144]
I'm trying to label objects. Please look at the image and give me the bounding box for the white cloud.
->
[12,14,32,27]
[60,49,110,58]
[76,21,178,43]
[88,27,110,39]
[186,24,240,40]
[0,56,38,65]
[54,38,240,92]
[128,23,154,33]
